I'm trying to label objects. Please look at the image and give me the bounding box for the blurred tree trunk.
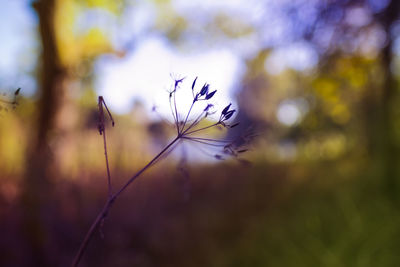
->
[375,1,400,198]
[21,0,67,265]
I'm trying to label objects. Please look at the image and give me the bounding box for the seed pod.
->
[174,78,184,88]
[221,103,231,115]
[192,77,198,90]
[204,103,213,111]
[224,110,235,120]
[200,83,209,96]
[205,90,216,100]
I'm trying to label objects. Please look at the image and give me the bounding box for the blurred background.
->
[1,0,400,266]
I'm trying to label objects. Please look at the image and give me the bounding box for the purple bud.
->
[204,103,214,111]
[205,90,216,100]
[192,77,198,90]
[221,103,231,115]
[224,110,235,120]
[14,88,21,96]
[175,78,184,88]
[200,83,209,96]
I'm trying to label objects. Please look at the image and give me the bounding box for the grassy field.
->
[2,155,399,266]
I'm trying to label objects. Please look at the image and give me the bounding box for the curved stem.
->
[113,136,180,197]
[102,129,112,198]
[71,198,114,267]
[71,136,180,267]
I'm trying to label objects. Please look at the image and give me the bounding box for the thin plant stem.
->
[173,89,180,133]
[169,96,179,133]
[181,110,207,134]
[71,198,113,267]
[113,135,180,197]
[101,98,114,127]
[181,137,227,147]
[71,136,180,267]
[180,101,195,132]
[98,97,114,197]
[184,122,219,135]
[102,129,112,198]
[72,79,240,266]
[186,136,233,143]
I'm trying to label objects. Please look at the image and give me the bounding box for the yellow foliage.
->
[55,0,113,67]
[0,115,26,176]
[331,104,350,125]
[313,78,338,100]
[78,28,112,58]
[82,0,123,13]
[214,13,254,38]
[336,57,368,90]
[301,133,346,160]
[152,0,171,4]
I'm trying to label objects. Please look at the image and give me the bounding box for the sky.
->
[0,0,38,96]
[0,0,320,126]
[96,35,243,116]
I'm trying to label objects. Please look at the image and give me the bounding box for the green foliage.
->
[216,163,400,267]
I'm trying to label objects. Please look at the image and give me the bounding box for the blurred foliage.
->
[2,0,400,266]
[55,0,121,66]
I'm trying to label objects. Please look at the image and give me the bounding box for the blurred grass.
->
[1,147,400,266]
[223,161,400,267]
[1,99,400,266]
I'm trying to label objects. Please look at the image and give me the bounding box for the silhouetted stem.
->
[181,136,226,147]
[173,90,180,133]
[71,136,180,267]
[184,122,219,135]
[102,129,112,198]
[181,101,195,132]
[98,97,113,198]
[71,198,114,267]
[181,110,207,134]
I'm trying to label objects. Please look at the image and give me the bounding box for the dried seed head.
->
[164,76,251,164]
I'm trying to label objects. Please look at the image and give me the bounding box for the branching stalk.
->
[71,136,180,267]
[71,77,242,266]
